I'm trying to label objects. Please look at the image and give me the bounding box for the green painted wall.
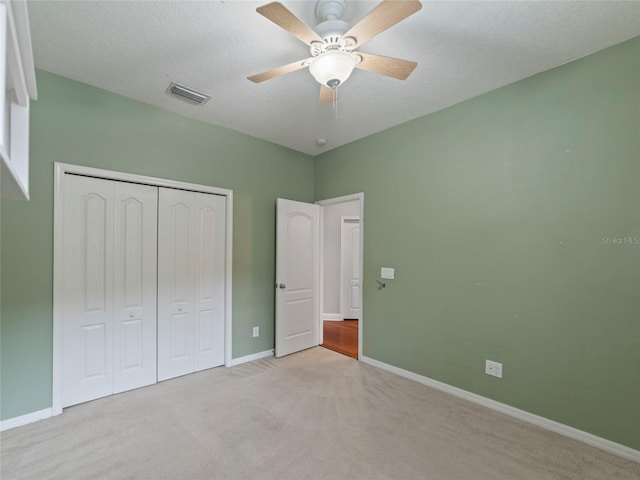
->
[0,71,314,420]
[2,39,639,451]
[315,38,640,449]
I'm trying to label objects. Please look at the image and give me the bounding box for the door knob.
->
[178,305,183,311]
[278,283,286,289]
[129,313,135,318]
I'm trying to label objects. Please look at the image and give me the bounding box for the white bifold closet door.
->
[62,175,158,407]
[157,187,226,381]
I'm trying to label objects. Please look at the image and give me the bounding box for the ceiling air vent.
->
[166,82,211,106]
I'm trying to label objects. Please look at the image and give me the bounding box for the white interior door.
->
[62,175,115,407]
[62,175,158,407]
[193,192,226,371]
[275,198,320,357]
[158,188,226,380]
[340,217,361,320]
[112,181,158,394]
[158,188,197,381]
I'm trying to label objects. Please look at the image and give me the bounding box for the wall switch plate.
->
[485,360,503,378]
[381,267,395,279]
[252,326,259,338]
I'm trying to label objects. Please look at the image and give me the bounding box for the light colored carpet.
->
[1,347,638,479]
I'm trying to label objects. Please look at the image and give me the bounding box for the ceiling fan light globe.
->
[309,50,356,88]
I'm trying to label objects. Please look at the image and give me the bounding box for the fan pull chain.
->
[333,87,338,118]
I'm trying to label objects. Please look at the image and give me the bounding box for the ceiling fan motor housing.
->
[314,0,353,46]
[315,20,350,43]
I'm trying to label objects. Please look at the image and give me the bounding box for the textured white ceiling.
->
[28,0,640,156]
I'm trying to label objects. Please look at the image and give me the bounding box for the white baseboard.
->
[323,313,343,321]
[227,349,274,367]
[0,408,53,432]
[360,356,640,463]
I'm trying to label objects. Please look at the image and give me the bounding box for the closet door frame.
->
[52,162,233,416]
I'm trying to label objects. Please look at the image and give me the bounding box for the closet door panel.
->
[62,175,114,407]
[194,193,226,371]
[157,188,196,381]
[113,181,158,393]
[60,171,229,406]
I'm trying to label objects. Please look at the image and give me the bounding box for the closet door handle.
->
[177,305,183,312]
[278,283,286,289]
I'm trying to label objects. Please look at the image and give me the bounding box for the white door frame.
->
[316,193,364,360]
[52,162,233,416]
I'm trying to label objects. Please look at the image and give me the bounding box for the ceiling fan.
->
[247,0,422,104]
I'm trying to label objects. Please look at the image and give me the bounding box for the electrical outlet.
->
[252,326,259,338]
[485,360,503,378]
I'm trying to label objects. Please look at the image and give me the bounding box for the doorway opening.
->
[316,193,364,360]
[274,193,363,360]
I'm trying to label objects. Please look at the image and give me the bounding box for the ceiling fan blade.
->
[319,85,334,105]
[247,57,312,83]
[342,0,422,48]
[355,52,417,80]
[257,2,324,46]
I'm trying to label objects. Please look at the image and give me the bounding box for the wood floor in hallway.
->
[321,319,358,359]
